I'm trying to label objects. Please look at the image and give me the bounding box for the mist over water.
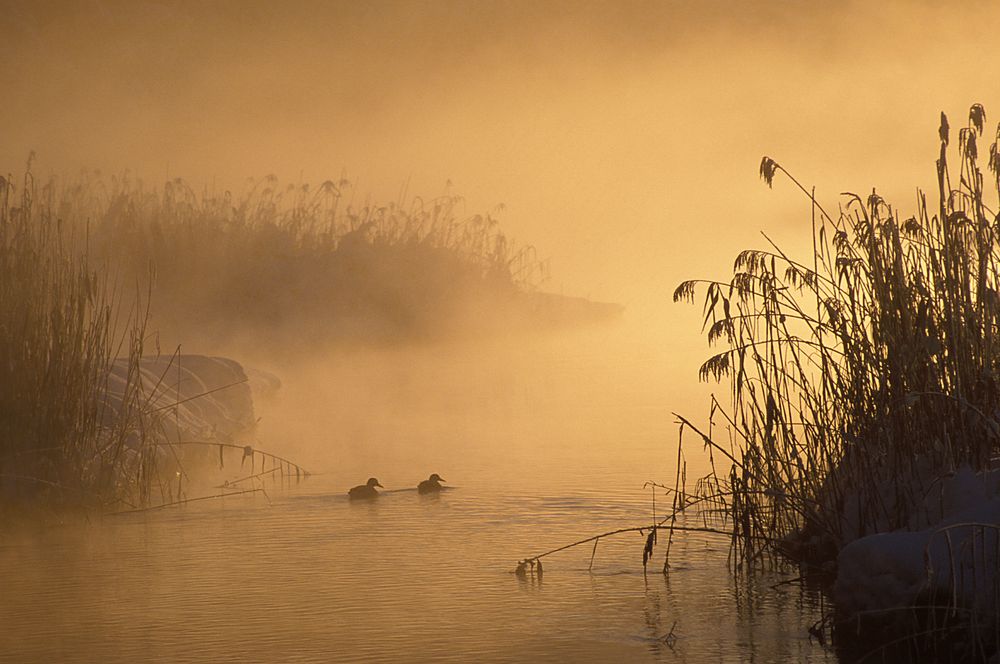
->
[0,319,830,663]
[241,314,702,483]
[5,1,1000,661]
[5,0,1000,312]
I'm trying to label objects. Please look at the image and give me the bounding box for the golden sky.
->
[3,0,1000,317]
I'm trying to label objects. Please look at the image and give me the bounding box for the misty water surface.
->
[0,321,832,663]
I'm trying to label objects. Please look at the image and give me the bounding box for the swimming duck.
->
[348,477,383,499]
[417,473,446,494]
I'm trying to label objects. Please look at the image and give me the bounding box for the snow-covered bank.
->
[834,466,1000,658]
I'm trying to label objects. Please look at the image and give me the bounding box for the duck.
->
[417,473,446,494]
[348,477,383,500]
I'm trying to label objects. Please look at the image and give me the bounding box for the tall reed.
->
[0,160,152,511]
[675,104,1000,568]
[59,174,549,343]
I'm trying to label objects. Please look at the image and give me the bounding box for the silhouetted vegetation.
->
[676,104,1000,568]
[0,165,310,514]
[673,105,1000,659]
[0,162,154,511]
[524,108,1000,582]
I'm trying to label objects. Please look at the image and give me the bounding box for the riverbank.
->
[676,105,1000,660]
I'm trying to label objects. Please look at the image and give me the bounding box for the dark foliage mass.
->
[676,104,1000,569]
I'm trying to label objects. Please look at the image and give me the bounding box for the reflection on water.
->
[0,322,835,663]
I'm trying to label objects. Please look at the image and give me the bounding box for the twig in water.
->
[153,440,310,476]
[661,620,678,650]
[664,428,686,573]
[517,523,735,571]
[216,466,281,488]
[107,488,266,515]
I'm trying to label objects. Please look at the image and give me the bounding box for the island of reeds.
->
[672,104,1000,661]
[75,173,619,348]
[1,163,615,515]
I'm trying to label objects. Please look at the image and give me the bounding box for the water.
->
[0,321,835,663]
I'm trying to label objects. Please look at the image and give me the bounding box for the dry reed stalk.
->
[0,162,312,514]
[673,104,1000,574]
[0,158,158,511]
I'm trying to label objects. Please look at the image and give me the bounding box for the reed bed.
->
[0,163,311,513]
[517,105,1000,660]
[2,162,538,510]
[673,104,1000,574]
[58,173,549,344]
[0,160,154,511]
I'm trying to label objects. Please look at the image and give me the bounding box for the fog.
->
[4,0,1000,464]
[9,5,1000,660]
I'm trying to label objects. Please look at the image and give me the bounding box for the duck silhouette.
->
[417,473,446,494]
[348,477,383,500]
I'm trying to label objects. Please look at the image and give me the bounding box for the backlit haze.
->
[4,0,1000,443]
[6,4,1000,662]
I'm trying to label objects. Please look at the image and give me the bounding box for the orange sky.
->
[3,0,1000,321]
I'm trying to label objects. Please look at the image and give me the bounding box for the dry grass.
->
[57,173,550,345]
[1,162,540,512]
[675,104,1000,570]
[0,164,313,513]
[0,158,155,511]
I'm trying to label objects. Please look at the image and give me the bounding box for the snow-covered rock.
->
[104,354,260,444]
[834,466,1000,622]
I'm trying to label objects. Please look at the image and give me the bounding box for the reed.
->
[58,173,549,344]
[3,161,521,511]
[674,104,1000,570]
[0,165,313,513]
[0,159,154,511]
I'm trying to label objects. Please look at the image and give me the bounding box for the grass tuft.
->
[679,104,1000,572]
[0,159,153,512]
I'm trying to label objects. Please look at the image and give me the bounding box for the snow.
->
[834,465,1000,621]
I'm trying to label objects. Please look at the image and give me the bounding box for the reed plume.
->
[676,104,1000,569]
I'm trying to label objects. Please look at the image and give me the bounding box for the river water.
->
[0,319,835,663]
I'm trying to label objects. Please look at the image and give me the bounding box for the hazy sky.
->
[3,0,1000,320]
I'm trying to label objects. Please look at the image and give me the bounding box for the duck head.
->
[367,477,384,488]
[428,473,445,483]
